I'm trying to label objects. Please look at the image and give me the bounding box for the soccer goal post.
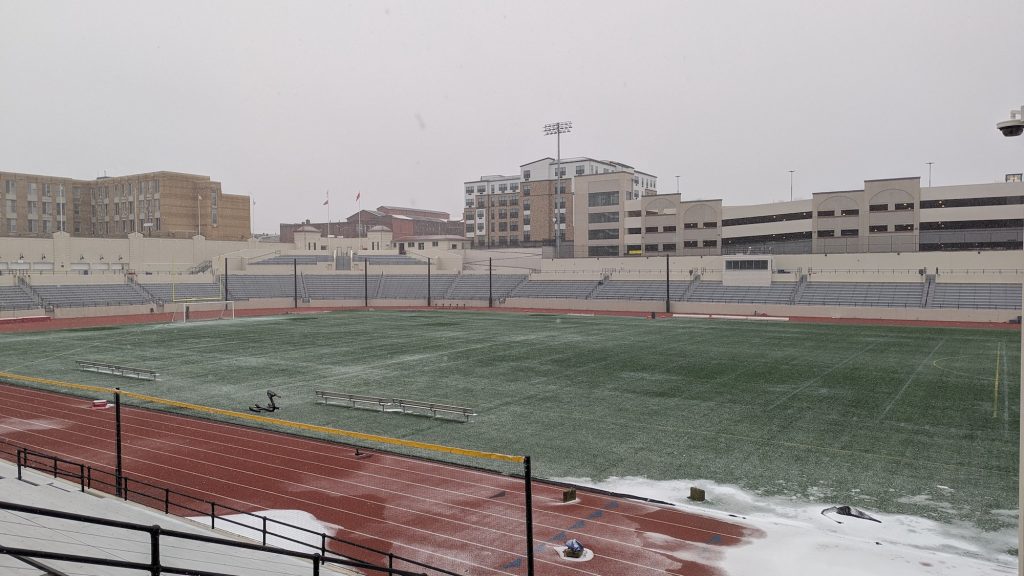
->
[170,300,235,323]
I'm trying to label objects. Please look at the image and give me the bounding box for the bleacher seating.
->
[354,254,423,266]
[141,282,223,302]
[0,285,38,310]
[686,281,797,304]
[302,274,377,300]
[377,275,457,299]
[797,281,924,308]
[591,280,692,301]
[445,274,527,300]
[510,279,600,299]
[929,283,1022,310]
[32,284,150,308]
[252,255,334,265]
[225,275,301,300]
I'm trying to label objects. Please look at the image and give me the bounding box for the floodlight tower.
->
[544,121,572,257]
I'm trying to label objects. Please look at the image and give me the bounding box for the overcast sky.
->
[1,1,1021,233]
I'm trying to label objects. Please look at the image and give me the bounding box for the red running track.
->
[0,383,762,576]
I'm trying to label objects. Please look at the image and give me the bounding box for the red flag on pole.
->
[356,191,361,203]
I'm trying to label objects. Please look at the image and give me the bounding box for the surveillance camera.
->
[997,119,1024,137]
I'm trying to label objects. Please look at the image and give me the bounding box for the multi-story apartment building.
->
[573,175,1024,257]
[463,157,657,248]
[0,170,251,241]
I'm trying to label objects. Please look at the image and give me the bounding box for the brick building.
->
[0,170,251,241]
[279,206,463,243]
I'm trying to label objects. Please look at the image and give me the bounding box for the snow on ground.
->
[556,476,1018,576]
[190,509,342,554]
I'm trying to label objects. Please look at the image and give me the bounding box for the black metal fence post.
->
[224,257,229,301]
[363,262,369,307]
[293,259,298,308]
[115,388,123,497]
[149,524,161,576]
[665,253,670,314]
[427,257,432,307]
[524,455,534,576]
[488,258,493,308]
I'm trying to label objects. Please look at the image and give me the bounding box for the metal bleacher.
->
[928,283,1023,310]
[302,274,377,300]
[685,281,797,304]
[591,280,692,301]
[252,255,335,266]
[377,274,457,299]
[0,285,39,310]
[510,279,601,299]
[796,281,925,308]
[444,274,527,300]
[140,282,224,302]
[225,275,302,300]
[354,255,423,266]
[30,283,151,308]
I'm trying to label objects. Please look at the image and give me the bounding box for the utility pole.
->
[544,121,572,258]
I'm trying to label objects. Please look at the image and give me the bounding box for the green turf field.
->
[0,311,1018,534]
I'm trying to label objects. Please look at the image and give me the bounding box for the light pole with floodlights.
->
[788,170,795,202]
[544,121,572,258]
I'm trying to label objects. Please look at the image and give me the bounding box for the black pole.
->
[426,257,432,307]
[524,455,535,576]
[665,254,670,314]
[488,257,493,308]
[364,262,369,307]
[114,388,123,497]
[224,257,229,301]
[293,259,298,308]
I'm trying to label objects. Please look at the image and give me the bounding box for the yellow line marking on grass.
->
[991,342,1001,418]
[0,371,524,464]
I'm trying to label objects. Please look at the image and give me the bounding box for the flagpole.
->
[356,191,362,250]
[326,190,331,238]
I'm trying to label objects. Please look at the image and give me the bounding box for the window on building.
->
[523,232,530,241]
[722,211,812,226]
[626,244,642,255]
[663,243,677,252]
[4,180,13,195]
[841,229,859,237]
[683,240,697,248]
[465,187,473,195]
[817,210,835,217]
[703,239,717,247]
[869,204,888,212]
[499,222,507,231]
[476,185,485,193]
[523,216,531,225]
[6,219,15,233]
[817,230,835,237]
[28,201,37,214]
[588,191,619,207]
[510,183,518,191]
[627,227,641,234]
[725,260,770,270]
[523,170,531,181]
[663,225,676,232]
[869,225,888,233]
[645,244,659,252]
[588,229,619,240]
[894,202,914,211]
[510,222,518,231]
[920,196,1024,208]
[575,165,584,176]
[27,220,36,233]
[522,184,531,196]
[894,224,914,232]
[626,210,642,217]
[498,184,507,192]
[840,209,859,216]
[703,221,718,228]
[683,222,697,229]
[645,226,658,233]
[588,245,619,257]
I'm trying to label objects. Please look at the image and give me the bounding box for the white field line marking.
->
[992,342,1002,419]
[877,338,946,421]
[764,341,880,413]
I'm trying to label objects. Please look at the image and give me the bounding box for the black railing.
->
[0,500,430,576]
[7,445,462,576]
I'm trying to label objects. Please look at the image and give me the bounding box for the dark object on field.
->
[689,487,706,501]
[562,488,577,502]
[249,390,280,413]
[565,539,585,558]
[821,505,881,524]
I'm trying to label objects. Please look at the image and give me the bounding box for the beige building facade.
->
[0,171,251,241]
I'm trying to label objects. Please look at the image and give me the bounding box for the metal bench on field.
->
[76,360,158,381]
[315,390,475,422]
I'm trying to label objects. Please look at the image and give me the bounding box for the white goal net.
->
[170,300,235,323]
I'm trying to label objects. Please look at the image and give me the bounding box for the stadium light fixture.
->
[544,121,572,258]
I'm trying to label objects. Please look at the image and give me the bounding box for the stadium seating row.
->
[2,276,1018,310]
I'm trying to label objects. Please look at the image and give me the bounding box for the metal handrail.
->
[6,445,462,576]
